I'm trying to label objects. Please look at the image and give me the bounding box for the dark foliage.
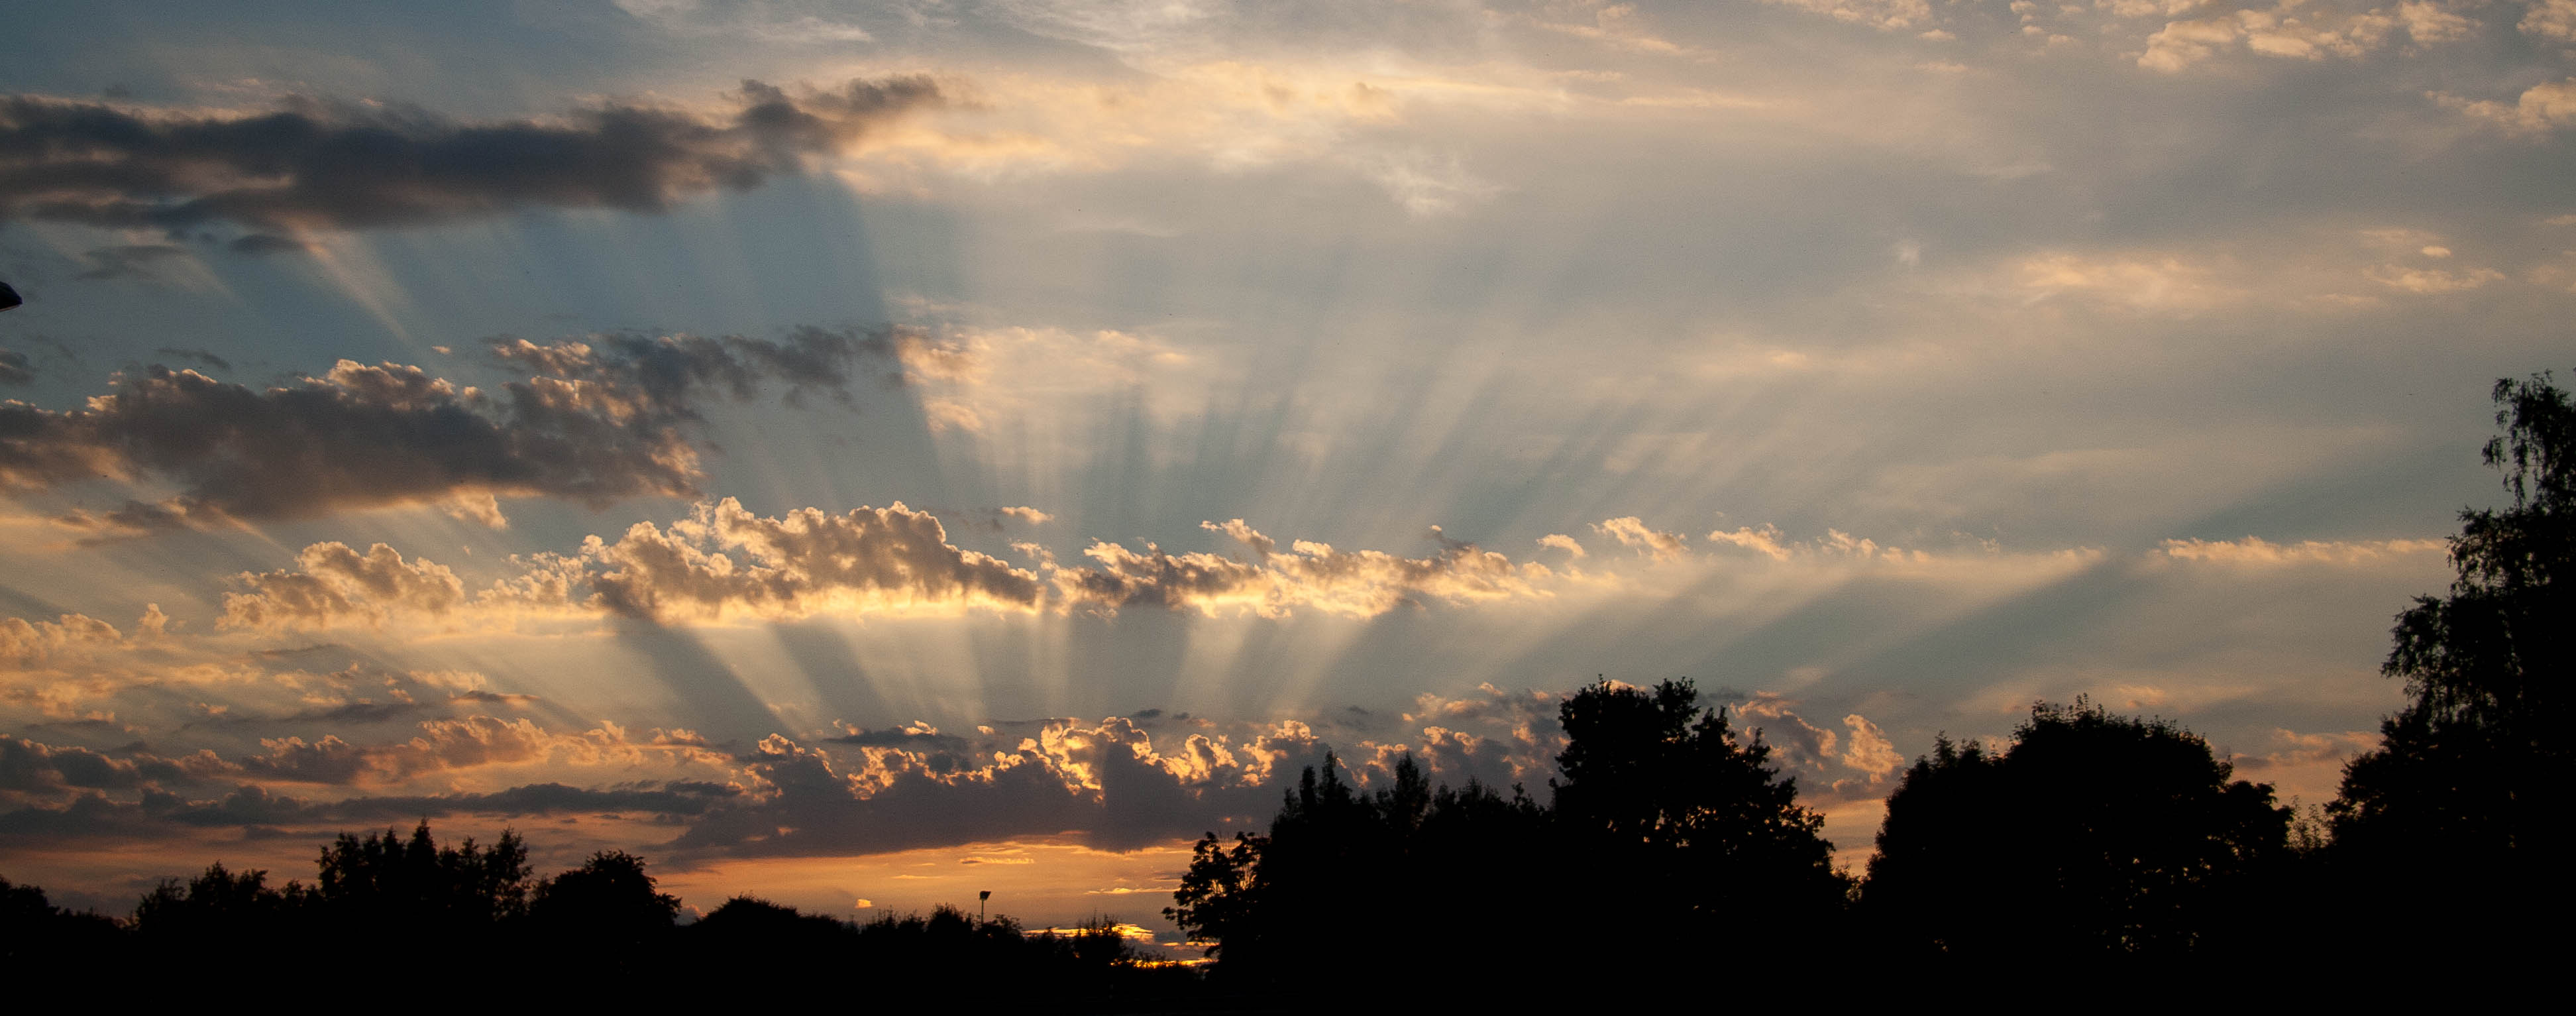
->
[2324,371,2576,961]
[1169,677,1842,989]
[1862,700,2290,962]
[1551,677,1849,968]
[1165,752,1552,984]
[3,822,1187,1007]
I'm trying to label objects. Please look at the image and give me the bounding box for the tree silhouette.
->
[529,850,680,968]
[2326,371,2575,959]
[1165,829,1264,959]
[1,874,121,977]
[1550,677,1847,964]
[313,822,531,931]
[1862,699,2289,959]
[1163,750,1552,983]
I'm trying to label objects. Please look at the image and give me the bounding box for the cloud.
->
[1592,517,1688,560]
[2368,264,2507,293]
[1759,0,1933,31]
[6,359,701,534]
[1735,693,1842,771]
[486,325,886,413]
[0,349,30,385]
[2432,78,2576,135]
[2014,252,2233,311]
[221,542,466,632]
[586,497,1046,623]
[1385,683,1569,790]
[0,77,941,235]
[671,714,1335,858]
[8,328,894,536]
[208,715,725,787]
[2525,0,2576,42]
[0,779,741,845]
[0,612,126,667]
[2157,536,2445,565]
[150,348,232,372]
[1054,520,1554,618]
[1839,714,1901,781]
[2135,1,2458,72]
[202,498,1062,631]
[2,735,190,803]
[74,244,189,280]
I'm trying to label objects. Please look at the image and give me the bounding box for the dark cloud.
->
[73,243,186,280]
[225,234,307,255]
[276,701,430,725]
[4,327,892,535]
[0,349,30,384]
[150,347,231,372]
[823,724,967,750]
[3,735,172,799]
[488,324,881,413]
[0,77,941,235]
[671,718,1340,860]
[0,779,739,844]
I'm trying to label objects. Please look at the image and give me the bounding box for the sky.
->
[3,0,2569,946]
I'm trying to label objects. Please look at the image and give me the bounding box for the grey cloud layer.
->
[0,328,885,534]
[0,76,939,236]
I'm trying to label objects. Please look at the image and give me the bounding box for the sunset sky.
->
[4,0,2568,942]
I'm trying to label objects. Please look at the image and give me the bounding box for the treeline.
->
[2,825,1191,1005]
[1169,372,2571,984]
[1172,685,2329,986]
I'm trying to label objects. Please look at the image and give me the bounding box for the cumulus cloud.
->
[1054,520,1553,618]
[214,498,1049,630]
[1382,683,1569,789]
[0,612,126,667]
[1719,692,1906,799]
[221,542,466,631]
[586,497,1047,623]
[1592,517,1690,560]
[2432,78,2576,135]
[0,77,941,235]
[1839,714,1901,781]
[2525,0,2576,42]
[2133,1,2480,72]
